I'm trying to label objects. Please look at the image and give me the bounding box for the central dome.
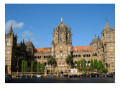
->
[57,22,68,29]
[56,17,68,29]
[25,40,34,47]
[90,35,101,45]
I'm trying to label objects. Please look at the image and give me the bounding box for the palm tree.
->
[47,55,57,74]
[66,55,73,69]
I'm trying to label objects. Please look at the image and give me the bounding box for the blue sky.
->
[5,4,115,48]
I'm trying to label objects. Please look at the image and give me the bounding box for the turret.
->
[7,26,14,36]
[25,40,34,54]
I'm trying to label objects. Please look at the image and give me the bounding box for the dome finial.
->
[61,17,63,23]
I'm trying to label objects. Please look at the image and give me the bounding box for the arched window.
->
[95,53,97,56]
[73,55,75,57]
[76,55,77,57]
[44,56,46,58]
[87,54,89,57]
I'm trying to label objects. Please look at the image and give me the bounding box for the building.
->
[5,18,115,74]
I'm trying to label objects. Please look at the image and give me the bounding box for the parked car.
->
[98,73,104,77]
[21,75,27,78]
[16,74,22,78]
[47,74,54,78]
[79,73,87,77]
[104,72,115,77]
[5,75,13,83]
[88,73,99,77]
[63,74,68,77]
[36,74,42,78]
[26,74,33,78]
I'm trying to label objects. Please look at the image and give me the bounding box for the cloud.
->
[22,31,34,41]
[22,31,32,37]
[5,20,24,31]
[34,41,38,45]
[22,31,38,46]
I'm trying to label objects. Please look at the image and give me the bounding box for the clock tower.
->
[101,19,115,72]
[51,18,72,72]
[5,26,17,74]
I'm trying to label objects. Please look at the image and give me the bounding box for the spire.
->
[61,17,63,23]
[20,41,22,45]
[95,34,96,38]
[23,39,24,44]
[9,25,13,34]
[105,18,110,28]
[15,33,17,38]
[98,35,100,40]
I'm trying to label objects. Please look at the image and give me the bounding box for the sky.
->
[5,4,115,48]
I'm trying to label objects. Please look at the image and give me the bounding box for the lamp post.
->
[17,57,19,76]
[5,57,8,74]
[17,56,22,76]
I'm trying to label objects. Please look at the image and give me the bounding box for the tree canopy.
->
[37,62,40,72]
[66,55,73,67]
[31,61,34,72]
[90,59,94,71]
[81,59,86,71]
[41,63,45,72]
[21,60,28,72]
[47,55,57,67]
[77,61,80,71]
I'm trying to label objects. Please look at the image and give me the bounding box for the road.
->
[6,77,115,83]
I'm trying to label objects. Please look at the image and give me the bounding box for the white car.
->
[36,74,42,78]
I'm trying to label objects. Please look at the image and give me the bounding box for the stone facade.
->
[5,18,115,74]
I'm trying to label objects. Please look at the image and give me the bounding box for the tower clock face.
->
[6,40,10,46]
[55,44,68,59]
[60,45,63,49]
[107,35,113,41]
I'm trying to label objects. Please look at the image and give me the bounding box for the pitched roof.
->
[73,46,91,51]
[35,47,51,52]
[35,46,91,53]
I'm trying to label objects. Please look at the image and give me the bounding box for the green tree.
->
[31,61,34,72]
[24,61,28,72]
[66,55,73,69]
[77,61,80,71]
[47,55,57,73]
[21,60,28,72]
[37,62,40,72]
[81,59,86,72]
[94,59,98,69]
[83,59,86,72]
[102,68,108,73]
[21,60,25,72]
[97,60,103,72]
[90,59,94,72]
[41,63,45,73]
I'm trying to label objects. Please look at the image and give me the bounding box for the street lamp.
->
[17,56,22,76]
